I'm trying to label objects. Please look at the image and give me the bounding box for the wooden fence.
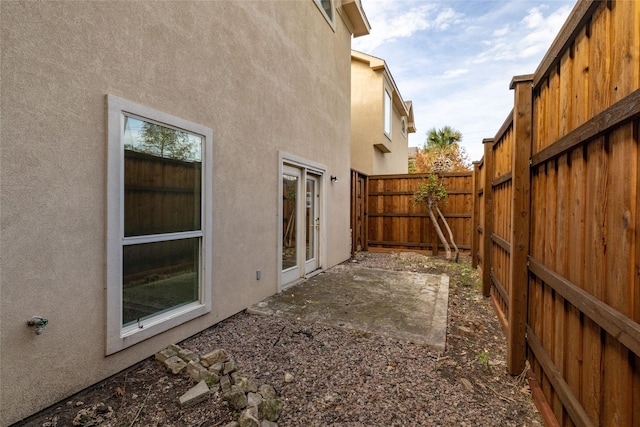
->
[473,1,640,425]
[367,173,473,252]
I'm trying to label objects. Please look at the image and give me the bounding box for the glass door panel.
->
[305,174,320,273]
[282,171,298,271]
[306,178,315,261]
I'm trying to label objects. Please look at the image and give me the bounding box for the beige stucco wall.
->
[350,58,409,176]
[0,1,354,424]
[350,59,380,174]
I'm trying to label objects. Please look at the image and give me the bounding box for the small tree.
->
[413,174,459,262]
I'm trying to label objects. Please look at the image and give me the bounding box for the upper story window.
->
[384,89,392,137]
[401,117,407,136]
[106,94,213,354]
[314,0,335,27]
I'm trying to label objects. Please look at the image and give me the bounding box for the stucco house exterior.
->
[0,1,369,424]
[350,50,416,175]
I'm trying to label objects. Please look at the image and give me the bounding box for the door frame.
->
[278,152,327,291]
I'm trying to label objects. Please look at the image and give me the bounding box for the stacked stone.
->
[155,344,283,427]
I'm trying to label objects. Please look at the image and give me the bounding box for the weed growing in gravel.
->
[477,349,492,372]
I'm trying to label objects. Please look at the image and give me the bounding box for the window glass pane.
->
[306,178,315,261]
[384,90,392,135]
[282,173,297,270]
[316,0,333,20]
[124,116,202,237]
[122,238,199,327]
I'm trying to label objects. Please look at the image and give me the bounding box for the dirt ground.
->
[16,251,542,427]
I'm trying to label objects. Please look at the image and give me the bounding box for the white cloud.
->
[471,4,572,64]
[492,26,511,37]
[353,2,434,51]
[441,68,469,79]
[353,1,463,52]
[433,8,464,30]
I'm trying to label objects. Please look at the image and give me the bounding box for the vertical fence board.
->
[610,0,635,103]
[565,148,586,413]
[601,125,635,426]
[588,2,611,118]
[571,26,590,130]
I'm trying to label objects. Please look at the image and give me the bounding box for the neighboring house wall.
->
[0,1,368,424]
[350,51,415,175]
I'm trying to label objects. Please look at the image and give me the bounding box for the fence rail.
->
[473,1,640,425]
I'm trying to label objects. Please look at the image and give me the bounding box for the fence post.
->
[471,161,480,268]
[507,74,533,375]
[481,138,494,297]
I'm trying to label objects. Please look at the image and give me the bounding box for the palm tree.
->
[425,126,462,150]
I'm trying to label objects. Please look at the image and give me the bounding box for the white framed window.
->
[106,95,213,355]
[313,0,335,29]
[384,89,392,137]
[401,117,407,136]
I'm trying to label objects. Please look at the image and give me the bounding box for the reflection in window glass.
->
[316,0,333,21]
[384,90,392,136]
[123,116,202,237]
[122,238,199,327]
[282,174,298,270]
[124,116,201,161]
[306,178,315,261]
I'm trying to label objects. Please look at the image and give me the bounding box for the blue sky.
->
[352,0,577,161]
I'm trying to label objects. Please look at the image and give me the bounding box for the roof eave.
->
[342,0,371,37]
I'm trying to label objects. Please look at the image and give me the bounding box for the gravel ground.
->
[20,252,542,427]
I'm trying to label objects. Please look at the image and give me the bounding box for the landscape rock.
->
[223,358,238,375]
[167,344,183,354]
[260,421,278,427]
[223,385,248,410]
[209,361,225,374]
[186,361,208,382]
[247,392,263,408]
[178,348,200,363]
[164,355,187,375]
[220,374,232,392]
[155,348,177,363]
[238,409,260,427]
[178,381,211,408]
[259,398,283,422]
[258,384,277,399]
[245,379,258,393]
[201,348,229,367]
[202,371,220,389]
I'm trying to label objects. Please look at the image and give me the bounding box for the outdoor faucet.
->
[27,316,48,335]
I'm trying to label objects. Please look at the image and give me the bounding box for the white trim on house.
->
[105,94,213,355]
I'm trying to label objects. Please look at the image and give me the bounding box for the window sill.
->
[107,302,210,355]
[374,135,392,153]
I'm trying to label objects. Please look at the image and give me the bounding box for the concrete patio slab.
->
[247,264,449,352]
